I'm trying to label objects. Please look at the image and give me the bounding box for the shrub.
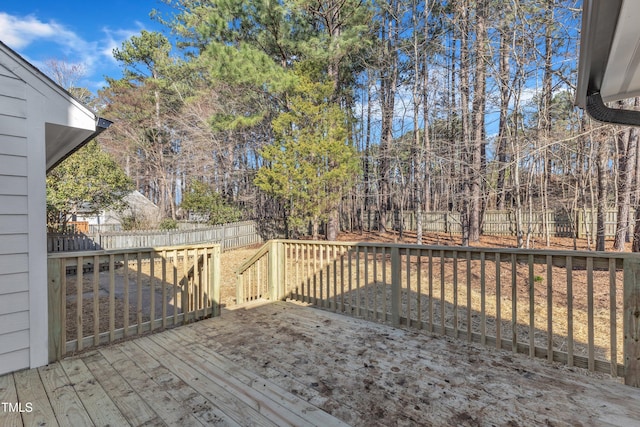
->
[159,218,178,230]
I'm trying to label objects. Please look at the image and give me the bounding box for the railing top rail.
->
[47,242,221,259]
[236,241,272,275]
[273,239,639,260]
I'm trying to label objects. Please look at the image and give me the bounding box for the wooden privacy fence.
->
[48,220,261,252]
[237,239,640,387]
[47,243,221,361]
[362,209,627,238]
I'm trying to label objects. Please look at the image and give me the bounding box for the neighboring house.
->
[75,190,162,232]
[0,41,110,375]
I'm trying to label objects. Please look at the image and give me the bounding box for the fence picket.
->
[48,220,262,252]
[359,208,629,238]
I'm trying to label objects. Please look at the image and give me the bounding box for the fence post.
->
[222,224,228,250]
[47,258,63,362]
[624,256,640,387]
[391,246,401,327]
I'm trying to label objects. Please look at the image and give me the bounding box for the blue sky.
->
[0,1,172,93]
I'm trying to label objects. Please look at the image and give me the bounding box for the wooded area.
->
[84,0,640,249]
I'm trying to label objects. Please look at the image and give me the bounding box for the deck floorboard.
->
[2,300,640,426]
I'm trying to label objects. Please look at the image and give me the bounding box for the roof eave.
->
[46,117,113,173]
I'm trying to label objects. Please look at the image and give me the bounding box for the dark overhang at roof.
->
[0,41,113,171]
[45,117,113,172]
[576,0,640,125]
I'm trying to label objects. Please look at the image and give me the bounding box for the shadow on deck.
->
[2,301,640,426]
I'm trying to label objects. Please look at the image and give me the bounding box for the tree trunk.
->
[470,0,487,242]
[458,0,471,246]
[596,138,607,251]
[614,99,639,250]
[496,18,511,211]
[378,3,398,235]
[326,208,339,241]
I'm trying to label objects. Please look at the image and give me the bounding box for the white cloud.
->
[0,11,102,78]
[0,12,85,51]
[0,12,148,91]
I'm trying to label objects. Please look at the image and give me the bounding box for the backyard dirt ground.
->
[335,229,633,251]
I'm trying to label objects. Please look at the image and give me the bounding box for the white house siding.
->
[0,62,31,375]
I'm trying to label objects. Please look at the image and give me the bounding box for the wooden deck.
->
[2,300,640,426]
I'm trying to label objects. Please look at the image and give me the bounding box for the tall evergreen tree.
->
[254,72,360,239]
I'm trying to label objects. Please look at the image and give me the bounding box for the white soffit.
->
[600,0,640,102]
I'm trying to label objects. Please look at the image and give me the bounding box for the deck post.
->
[210,245,221,317]
[269,240,280,300]
[278,241,286,299]
[236,272,244,305]
[47,258,63,362]
[623,256,640,387]
[391,246,401,327]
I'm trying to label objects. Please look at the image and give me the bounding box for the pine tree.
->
[254,73,360,239]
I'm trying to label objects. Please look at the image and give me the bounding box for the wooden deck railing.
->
[47,243,221,361]
[236,240,640,387]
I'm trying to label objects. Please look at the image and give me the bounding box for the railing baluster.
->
[567,256,574,367]
[587,256,595,371]
[364,247,369,319]
[428,249,433,333]
[609,257,617,376]
[511,253,517,354]
[481,252,486,346]
[333,258,338,311]
[172,249,178,324]
[547,255,553,362]
[123,253,129,338]
[356,247,361,317]
[406,247,411,327]
[381,246,386,322]
[109,254,115,342]
[466,251,472,342]
[296,243,300,300]
[373,246,378,321]
[416,251,422,329]
[304,244,313,304]
[313,245,318,306]
[529,254,535,358]
[340,254,344,313]
[77,255,83,351]
[149,251,155,332]
[93,254,100,346]
[440,249,445,335]
[391,247,400,327]
[137,253,143,335]
[161,250,167,328]
[320,245,325,305]
[495,252,501,350]
[453,250,458,338]
[325,262,330,309]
